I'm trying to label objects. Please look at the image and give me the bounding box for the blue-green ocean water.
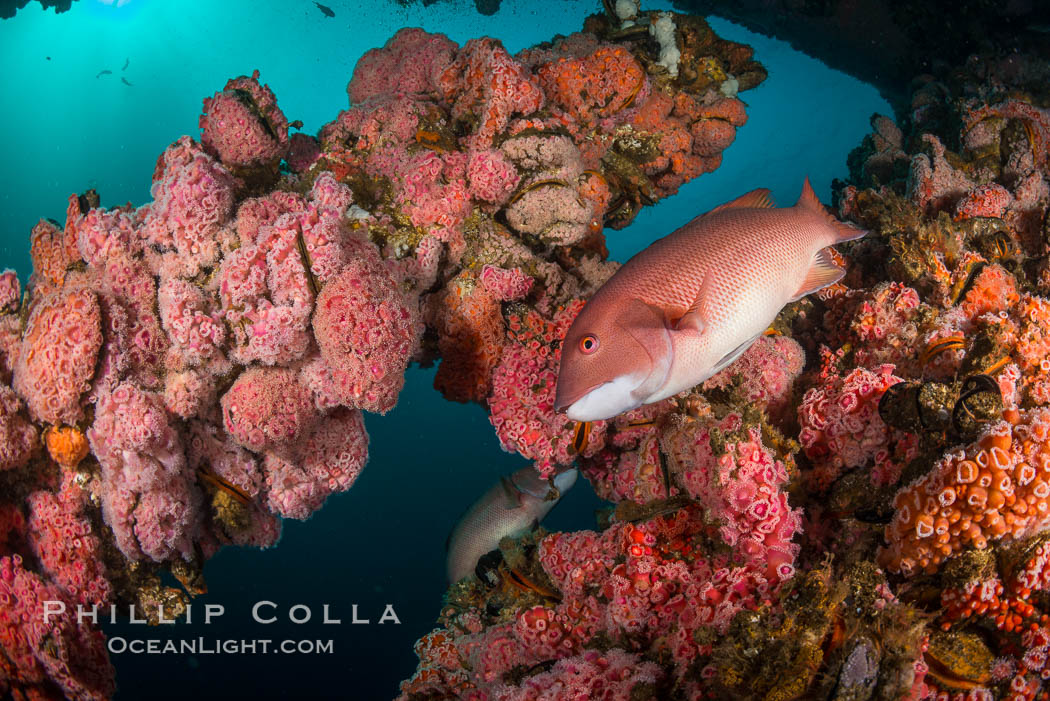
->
[0,1,890,698]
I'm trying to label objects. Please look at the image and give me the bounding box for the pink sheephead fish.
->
[555,177,866,422]
[446,466,578,584]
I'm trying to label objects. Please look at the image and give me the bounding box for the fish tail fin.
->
[796,176,867,243]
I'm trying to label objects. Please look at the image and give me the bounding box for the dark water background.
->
[0,0,889,697]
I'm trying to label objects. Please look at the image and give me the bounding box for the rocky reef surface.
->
[0,8,767,699]
[397,15,1050,701]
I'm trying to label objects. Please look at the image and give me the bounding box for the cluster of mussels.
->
[732,52,1050,701]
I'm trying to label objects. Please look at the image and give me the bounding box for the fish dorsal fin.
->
[705,188,775,216]
[795,176,826,215]
[792,247,845,301]
[795,176,868,243]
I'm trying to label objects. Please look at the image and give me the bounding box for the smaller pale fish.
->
[446,466,577,584]
[555,178,866,422]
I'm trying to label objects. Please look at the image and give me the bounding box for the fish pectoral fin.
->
[791,247,845,301]
[673,273,716,335]
[673,306,705,334]
[674,291,708,335]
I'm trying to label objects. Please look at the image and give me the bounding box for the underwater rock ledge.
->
[0,6,766,700]
[0,0,76,20]
[673,0,1050,111]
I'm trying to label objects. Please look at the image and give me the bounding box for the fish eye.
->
[579,335,599,354]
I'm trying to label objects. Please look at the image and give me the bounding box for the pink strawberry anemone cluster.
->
[0,9,767,700]
[396,27,1050,701]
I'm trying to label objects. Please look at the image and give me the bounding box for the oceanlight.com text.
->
[107,637,335,655]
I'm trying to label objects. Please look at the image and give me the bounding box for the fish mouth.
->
[562,373,648,422]
[552,467,579,495]
[554,381,605,414]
